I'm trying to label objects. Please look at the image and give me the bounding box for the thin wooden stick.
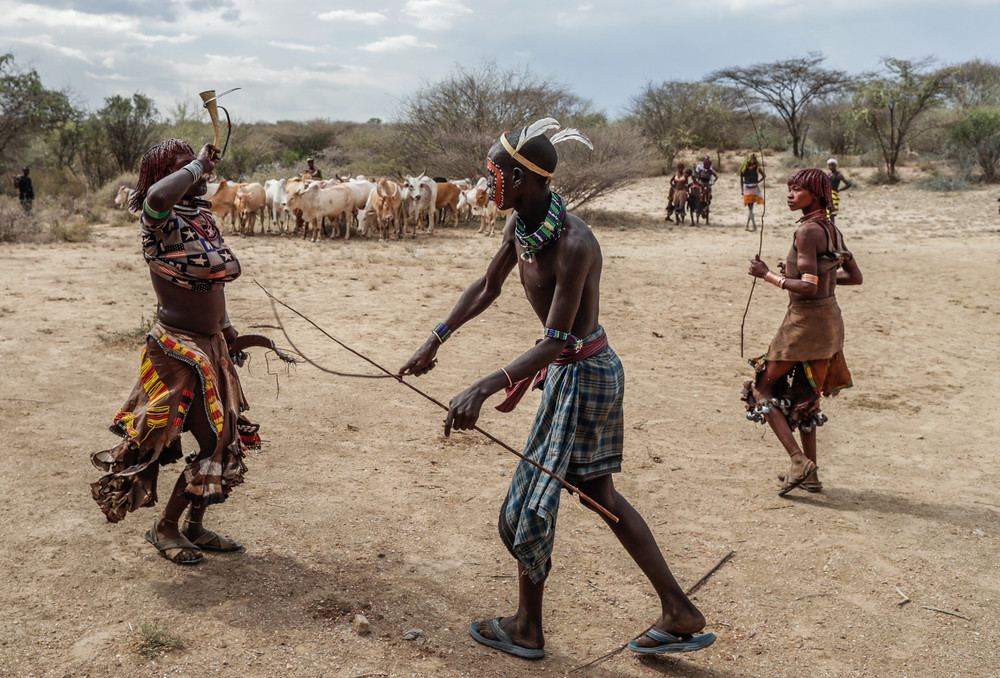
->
[569,550,735,673]
[895,587,911,606]
[738,88,767,358]
[923,606,970,621]
[256,281,618,524]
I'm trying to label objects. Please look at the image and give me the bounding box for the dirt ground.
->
[1,165,998,678]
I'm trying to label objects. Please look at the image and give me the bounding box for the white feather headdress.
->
[501,118,594,178]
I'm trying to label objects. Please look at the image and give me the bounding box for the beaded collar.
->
[515,191,566,262]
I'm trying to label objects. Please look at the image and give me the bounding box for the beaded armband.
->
[143,201,171,221]
[431,322,451,343]
[544,328,573,342]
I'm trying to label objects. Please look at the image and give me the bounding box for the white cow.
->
[343,178,375,233]
[401,173,438,235]
[264,178,288,233]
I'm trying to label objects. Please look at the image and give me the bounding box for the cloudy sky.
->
[3,0,999,124]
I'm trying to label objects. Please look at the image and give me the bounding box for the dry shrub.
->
[100,316,154,348]
[575,207,662,231]
[0,196,92,243]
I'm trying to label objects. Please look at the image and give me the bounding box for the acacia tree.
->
[949,107,1000,182]
[0,53,75,165]
[97,93,160,172]
[947,59,1000,110]
[853,57,954,182]
[711,53,849,158]
[394,60,652,207]
[627,81,743,166]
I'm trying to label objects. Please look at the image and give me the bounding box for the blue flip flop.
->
[628,626,717,654]
[469,618,546,660]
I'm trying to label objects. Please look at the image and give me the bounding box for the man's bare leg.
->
[579,475,705,647]
[752,361,813,483]
[472,560,546,650]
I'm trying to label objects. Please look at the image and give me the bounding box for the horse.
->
[687,183,711,225]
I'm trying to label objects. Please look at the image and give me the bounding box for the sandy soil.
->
[1,165,999,678]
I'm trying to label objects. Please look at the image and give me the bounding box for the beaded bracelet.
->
[181,159,205,182]
[431,322,451,343]
[544,327,574,342]
[143,200,171,220]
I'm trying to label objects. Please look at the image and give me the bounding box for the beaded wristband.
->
[544,327,573,342]
[431,322,451,343]
[143,200,171,220]
[181,159,205,182]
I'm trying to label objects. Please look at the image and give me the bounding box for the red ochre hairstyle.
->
[128,138,194,214]
[787,168,833,210]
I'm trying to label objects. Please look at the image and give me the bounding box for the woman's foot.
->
[778,470,823,492]
[780,452,818,495]
[182,520,243,551]
[147,519,203,564]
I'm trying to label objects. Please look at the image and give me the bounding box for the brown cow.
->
[235,182,266,236]
[434,180,461,228]
[372,178,403,241]
[208,180,244,233]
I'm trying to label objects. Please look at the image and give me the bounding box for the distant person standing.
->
[739,153,765,232]
[302,157,322,180]
[12,166,33,212]
[693,155,718,205]
[826,159,852,225]
[665,162,687,223]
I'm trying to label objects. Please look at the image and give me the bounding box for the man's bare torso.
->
[508,212,602,339]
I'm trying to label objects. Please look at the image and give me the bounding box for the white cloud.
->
[317,9,387,25]
[6,35,94,64]
[268,41,320,53]
[402,0,473,30]
[360,35,436,52]
[84,71,129,81]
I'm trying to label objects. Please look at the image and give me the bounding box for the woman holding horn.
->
[90,139,259,565]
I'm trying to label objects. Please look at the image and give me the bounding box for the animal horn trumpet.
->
[199,90,221,158]
[198,87,240,162]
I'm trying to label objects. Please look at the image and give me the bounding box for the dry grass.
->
[132,621,185,659]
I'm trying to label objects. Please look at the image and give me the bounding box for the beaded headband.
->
[496,118,594,179]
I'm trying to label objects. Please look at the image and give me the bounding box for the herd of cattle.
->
[114,174,511,241]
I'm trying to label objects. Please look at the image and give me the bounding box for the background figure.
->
[739,153,765,231]
[743,168,863,496]
[665,162,686,223]
[826,158,852,225]
[303,157,322,180]
[13,166,33,212]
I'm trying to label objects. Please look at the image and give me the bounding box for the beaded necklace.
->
[515,191,566,262]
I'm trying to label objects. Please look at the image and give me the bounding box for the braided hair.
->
[128,139,194,213]
[787,168,833,211]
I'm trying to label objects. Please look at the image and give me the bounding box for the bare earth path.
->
[1,170,998,677]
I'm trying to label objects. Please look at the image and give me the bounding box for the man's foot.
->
[629,611,707,651]
[469,616,544,660]
[182,520,243,551]
[146,519,203,565]
[628,627,717,654]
